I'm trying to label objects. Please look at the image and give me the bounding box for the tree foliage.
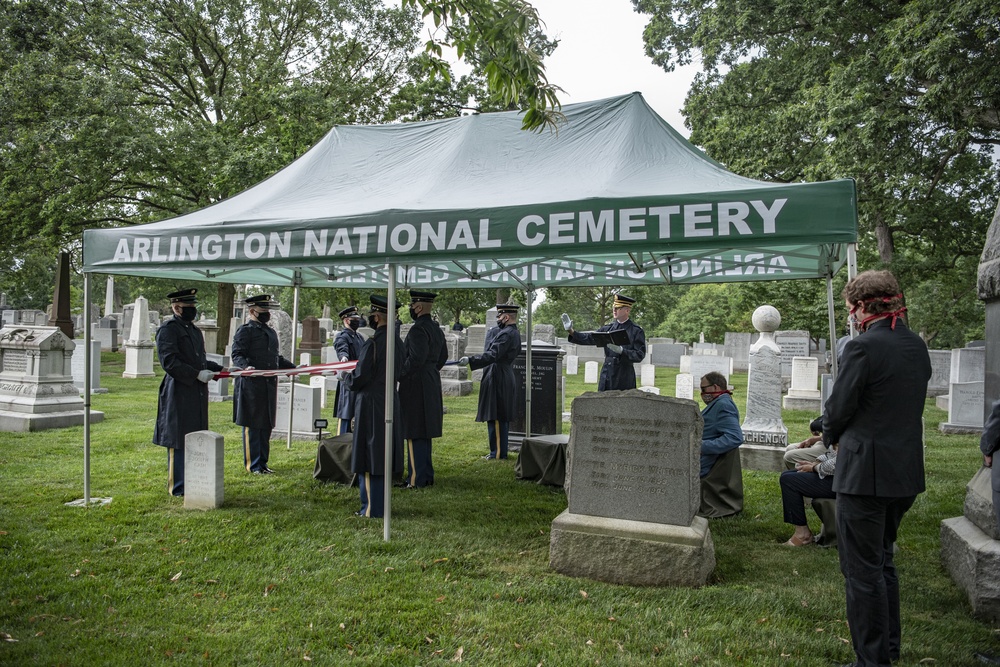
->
[403,0,562,130]
[632,0,999,345]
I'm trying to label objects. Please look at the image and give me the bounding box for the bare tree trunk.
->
[875,214,895,264]
[495,288,511,305]
[216,283,235,354]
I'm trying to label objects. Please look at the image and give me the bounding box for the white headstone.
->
[584,361,599,384]
[275,383,321,437]
[300,352,311,366]
[566,355,579,375]
[675,373,694,400]
[310,374,329,409]
[944,381,985,430]
[641,364,656,387]
[71,339,107,394]
[636,385,661,394]
[183,430,224,510]
[783,356,822,410]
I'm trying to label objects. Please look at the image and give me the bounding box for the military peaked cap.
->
[409,290,438,303]
[245,294,280,309]
[613,294,636,309]
[496,303,520,314]
[167,288,198,304]
[338,305,361,319]
[368,294,400,314]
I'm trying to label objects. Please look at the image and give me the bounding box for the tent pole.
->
[847,244,858,341]
[287,276,301,449]
[524,289,533,439]
[83,272,92,505]
[827,273,838,380]
[384,265,397,542]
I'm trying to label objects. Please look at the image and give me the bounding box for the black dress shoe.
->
[251,469,266,475]
[976,652,1000,665]
[482,454,496,460]
[263,466,275,474]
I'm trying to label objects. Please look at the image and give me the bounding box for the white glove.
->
[197,369,215,383]
[561,313,572,331]
[340,356,348,362]
[607,344,623,355]
[458,357,469,366]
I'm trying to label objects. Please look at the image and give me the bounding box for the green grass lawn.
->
[0,353,995,665]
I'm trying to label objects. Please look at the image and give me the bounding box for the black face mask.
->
[347,319,360,331]
[409,307,418,321]
[179,306,197,322]
[256,311,271,324]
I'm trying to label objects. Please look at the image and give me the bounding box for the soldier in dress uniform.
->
[459,303,522,460]
[340,295,404,517]
[563,293,646,390]
[398,290,448,488]
[153,288,225,496]
[230,295,297,474]
[332,304,365,434]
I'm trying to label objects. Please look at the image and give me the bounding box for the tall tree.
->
[634,0,1000,341]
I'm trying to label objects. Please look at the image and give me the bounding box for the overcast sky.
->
[530,0,699,137]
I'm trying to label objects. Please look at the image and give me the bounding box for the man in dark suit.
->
[823,270,931,667]
[153,288,225,496]
[459,303,522,460]
[562,294,646,390]
[398,291,448,488]
[231,295,297,474]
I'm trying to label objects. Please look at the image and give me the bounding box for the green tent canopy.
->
[82,93,857,287]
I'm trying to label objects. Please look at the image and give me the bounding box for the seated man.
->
[783,415,826,469]
[779,444,837,546]
[699,372,743,477]
[698,371,744,517]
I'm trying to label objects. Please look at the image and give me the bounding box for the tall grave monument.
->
[941,198,1000,620]
[740,305,787,471]
[123,296,156,378]
[549,390,715,587]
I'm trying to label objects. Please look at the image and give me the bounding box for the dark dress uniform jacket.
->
[570,319,646,390]
[153,317,224,449]
[469,323,521,422]
[398,314,448,439]
[825,319,931,497]
[231,320,296,430]
[333,327,365,420]
[344,326,405,475]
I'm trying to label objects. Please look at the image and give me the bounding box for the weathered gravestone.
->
[549,390,714,587]
[206,353,231,402]
[183,430,224,510]
[740,305,787,471]
[274,382,321,440]
[724,332,751,373]
[93,316,119,352]
[270,309,294,361]
[565,354,579,375]
[71,339,107,394]
[441,332,472,397]
[940,196,1000,620]
[927,349,952,398]
[0,326,104,431]
[774,329,810,378]
[299,315,323,356]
